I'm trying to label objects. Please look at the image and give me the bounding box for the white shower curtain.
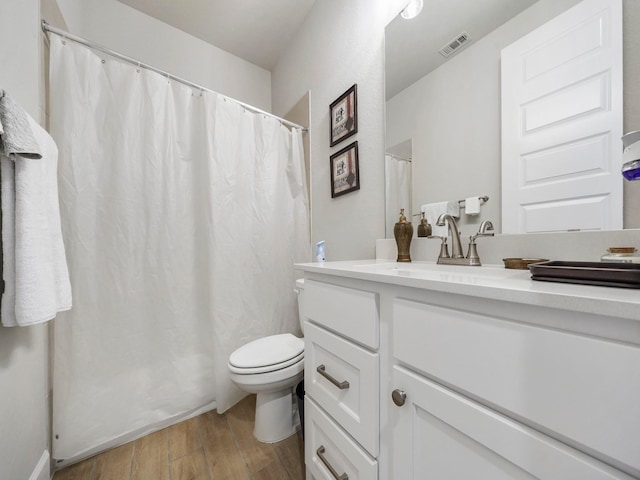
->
[49,35,310,464]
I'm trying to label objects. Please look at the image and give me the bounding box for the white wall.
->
[0,1,52,479]
[53,0,272,112]
[271,0,407,261]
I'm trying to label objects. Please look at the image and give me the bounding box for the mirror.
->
[385,0,640,237]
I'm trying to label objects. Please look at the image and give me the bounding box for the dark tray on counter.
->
[528,261,640,289]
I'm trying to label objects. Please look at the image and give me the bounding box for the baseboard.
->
[29,450,50,480]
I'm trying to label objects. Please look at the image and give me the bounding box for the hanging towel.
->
[0,94,42,159]
[0,98,72,327]
[464,196,481,215]
[421,201,460,237]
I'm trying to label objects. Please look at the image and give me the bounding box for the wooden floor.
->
[53,395,305,480]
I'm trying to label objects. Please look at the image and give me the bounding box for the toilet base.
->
[253,388,297,443]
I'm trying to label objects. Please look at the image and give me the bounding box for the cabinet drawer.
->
[393,298,640,475]
[391,366,633,479]
[305,321,379,456]
[306,397,377,480]
[304,279,379,349]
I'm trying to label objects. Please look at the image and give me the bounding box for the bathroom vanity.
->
[296,260,640,480]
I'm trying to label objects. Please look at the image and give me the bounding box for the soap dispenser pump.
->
[394,208,413,263]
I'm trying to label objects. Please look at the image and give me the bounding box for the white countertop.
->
[295,260,640,322]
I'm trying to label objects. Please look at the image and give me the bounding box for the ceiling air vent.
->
[438,32,472,58]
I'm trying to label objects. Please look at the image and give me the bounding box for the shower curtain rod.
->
[41,20,308,132]
[386,153,412,162]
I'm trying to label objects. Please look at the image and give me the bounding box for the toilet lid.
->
[229,333,304,370]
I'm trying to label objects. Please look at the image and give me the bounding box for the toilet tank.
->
[295,278,305,334]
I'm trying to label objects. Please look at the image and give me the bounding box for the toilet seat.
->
[229,358,304,388]
[229,333,304,375]
[229,351,304,375]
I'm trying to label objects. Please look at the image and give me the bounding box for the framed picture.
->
[329,84,358,146]
[330,141,360,198]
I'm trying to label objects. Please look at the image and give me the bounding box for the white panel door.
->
[501,0,623,233]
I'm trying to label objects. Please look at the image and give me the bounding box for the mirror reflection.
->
[385,0,640,237]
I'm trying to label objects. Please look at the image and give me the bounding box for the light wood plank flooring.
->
[53,395,305,480]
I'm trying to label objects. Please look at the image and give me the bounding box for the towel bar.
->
[458,195,489,207]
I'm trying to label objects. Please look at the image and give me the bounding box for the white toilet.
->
[228,278,305,443]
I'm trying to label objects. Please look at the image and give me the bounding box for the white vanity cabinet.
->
[297,262,640,480]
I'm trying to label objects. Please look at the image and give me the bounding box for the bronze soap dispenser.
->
[394,209,413,262]
[416,212,432,237]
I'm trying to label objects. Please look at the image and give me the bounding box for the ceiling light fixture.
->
[400,0,424,20]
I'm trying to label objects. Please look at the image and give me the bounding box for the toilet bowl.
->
[228,279,305,443]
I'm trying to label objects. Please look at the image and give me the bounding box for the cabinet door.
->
[390,366,633,480]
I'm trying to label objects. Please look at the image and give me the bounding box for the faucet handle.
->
[466,221,494,266]
[471,221,495,242]
[428,235,450,259]
[478,220,495,235]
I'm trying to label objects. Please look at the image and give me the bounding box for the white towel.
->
[0,94,42,159]
[1,111,72,326]
[421,201,460,237]
[464,196,481,215]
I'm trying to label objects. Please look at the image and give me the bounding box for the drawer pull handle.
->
[317,364,350,390]
[392,389,406,407]
[317,445,349,480]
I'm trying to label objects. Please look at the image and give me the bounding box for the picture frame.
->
[330,141,360,198]
[329,84,358,146]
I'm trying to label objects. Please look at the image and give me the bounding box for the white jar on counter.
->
[601,247,640,263]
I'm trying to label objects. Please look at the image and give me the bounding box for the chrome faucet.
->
[430,216,494,266]
[436,214,464,258]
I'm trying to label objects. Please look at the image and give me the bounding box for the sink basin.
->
[350,261,526,282]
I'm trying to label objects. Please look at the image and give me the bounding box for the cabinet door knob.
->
[392,389,406,406]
